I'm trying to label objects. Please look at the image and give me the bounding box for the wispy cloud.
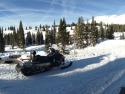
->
[0,0,125,27]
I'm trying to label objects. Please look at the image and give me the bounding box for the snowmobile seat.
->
[32,55,51,63]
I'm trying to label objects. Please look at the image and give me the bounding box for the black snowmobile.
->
[16,48,72,76]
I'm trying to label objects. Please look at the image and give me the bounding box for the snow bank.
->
[0,64,26,80]
[25,45,45,51]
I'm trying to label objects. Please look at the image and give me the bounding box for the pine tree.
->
[85,21,90,46]
[9,33,13,48]
[0,27,5,52]
[43,26,46,31]
[18,21,25,48]
[26,32,32,46]
[4,35,7,45]
[29,26,32,29]
[90,16,98,46]
[16,29,19,46]
[32,34,36,45]
[57,18,69,52]
[36,30,44,45]
[36,29,41,45]
[12,27,17,48]
[99,22,105,40]
[6,34,10,45]
[106,25,114,39]
[39,24,42,30]
[8,27,10,30]
[45,28,51,51]
[74,17,87,48]
[52,20,56,44]
[4,34,11,45]
[56,19,62,44]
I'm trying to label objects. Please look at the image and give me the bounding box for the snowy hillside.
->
[3,26,75,41]
[0,40,125,94]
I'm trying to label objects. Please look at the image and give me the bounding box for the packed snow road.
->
[0,40,125,94]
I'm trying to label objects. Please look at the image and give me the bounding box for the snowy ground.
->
[0,40,125,94]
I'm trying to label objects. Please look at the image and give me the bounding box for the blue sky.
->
[0,0,125,27]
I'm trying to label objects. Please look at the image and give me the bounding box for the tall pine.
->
[90,16,98,46]
[0,27,5,52]
[45,28,51,51]
[106,25,114,39]
[51,20,56,44]
[36,29,44,45]
[26,32,32,46]
[99,22,105,40]
[18,21,25,48]
[75,17,87,48]
[57,18,69,52]
[11,27,17,48]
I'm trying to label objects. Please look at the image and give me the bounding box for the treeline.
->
[74,16,115,48]
[1,16,125,52]
[4,21,44,49]
[4,21,25,49]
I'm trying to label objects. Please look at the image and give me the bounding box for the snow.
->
[25,45,45,51]
[0,64,26,80]
[66,26,75,35]
[1,40,125,94]
[3,26,76,41]
[114,32,125,40]
[5,45,22,52]
[3,30,13,35]
[3,29,47,40]
[2,45,46,60]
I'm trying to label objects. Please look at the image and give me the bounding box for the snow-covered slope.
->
[0,40,125,94]
[3,26,75,41]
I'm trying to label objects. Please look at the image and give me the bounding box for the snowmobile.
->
[16,49,72,76]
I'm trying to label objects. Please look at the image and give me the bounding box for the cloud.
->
[94,14,125,24]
